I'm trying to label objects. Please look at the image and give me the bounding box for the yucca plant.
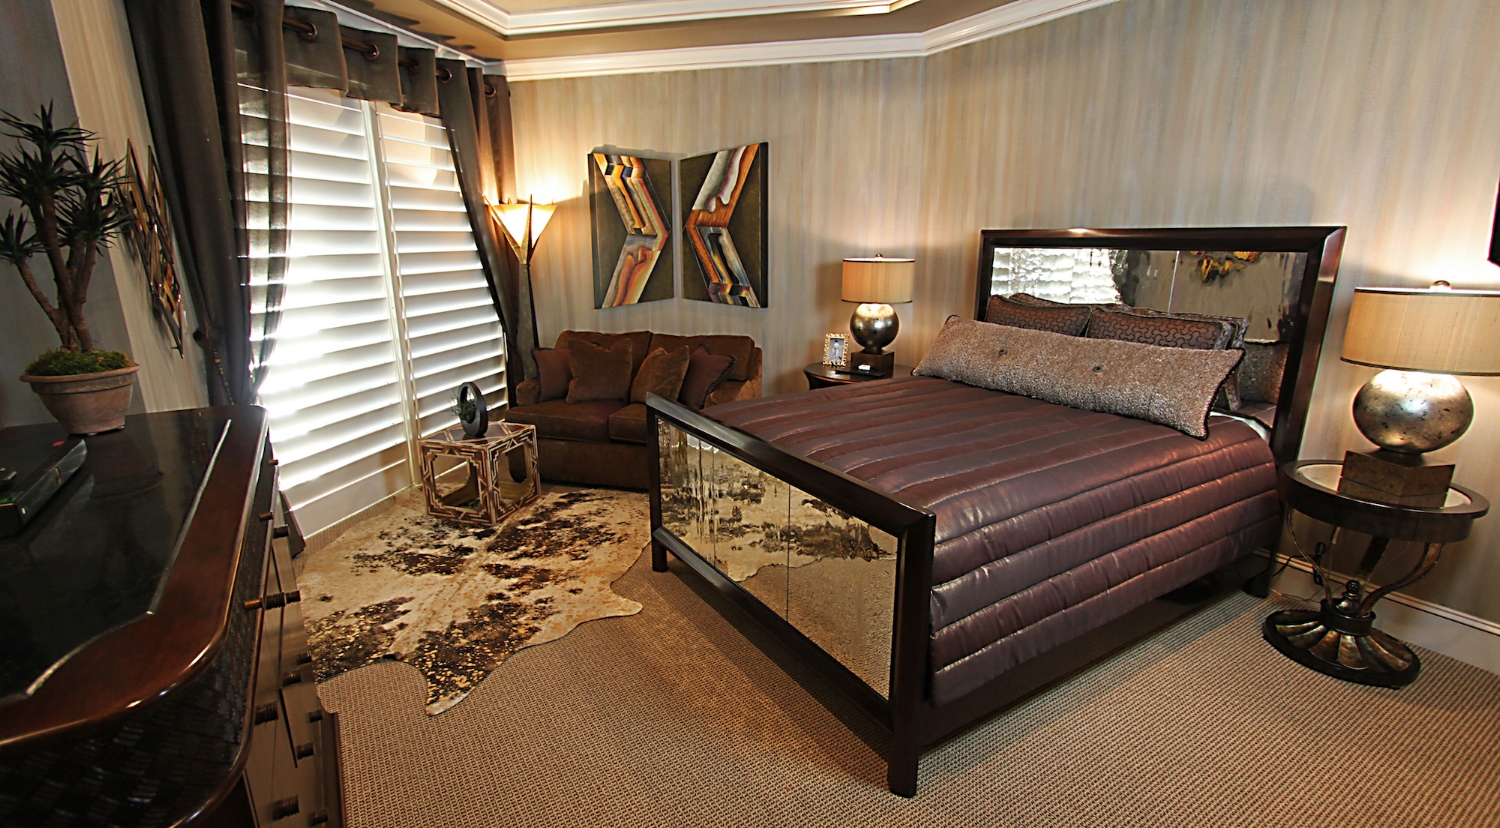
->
[0,104,133,373]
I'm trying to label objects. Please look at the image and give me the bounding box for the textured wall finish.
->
[512,0,1500,624]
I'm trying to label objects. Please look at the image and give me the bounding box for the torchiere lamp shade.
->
[842,257,915,304]
[491,200,555,263]
[1341,286,1500,376]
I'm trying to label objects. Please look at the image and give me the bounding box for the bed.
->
[645,227,1345,796]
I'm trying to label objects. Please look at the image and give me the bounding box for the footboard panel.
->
[647,395,935,755]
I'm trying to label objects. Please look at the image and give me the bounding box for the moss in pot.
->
[1,105,137,434]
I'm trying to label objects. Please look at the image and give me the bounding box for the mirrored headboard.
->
[974,227,1346,465]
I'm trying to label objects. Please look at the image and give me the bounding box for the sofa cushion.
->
[557,330,653,378]
[607,403,649,445]
[567,339,633,403]
[649,333,756,382]
[533,347,572,402]
[505,399,623,443]
[679,346,736,411]
[630,346,692,404]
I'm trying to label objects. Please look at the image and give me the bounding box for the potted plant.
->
[0,106,136,434]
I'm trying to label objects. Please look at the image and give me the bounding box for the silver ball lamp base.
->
[1352,370,1472,454]
[850,303,898,354]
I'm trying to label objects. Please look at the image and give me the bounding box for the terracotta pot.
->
[21,365,140,435]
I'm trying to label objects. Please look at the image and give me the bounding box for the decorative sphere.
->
[1352,370,1472,454]
[850,303,898,354]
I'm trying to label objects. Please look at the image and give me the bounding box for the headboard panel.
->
[974,227,1346,466]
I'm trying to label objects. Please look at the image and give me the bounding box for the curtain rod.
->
[229,0,495,95]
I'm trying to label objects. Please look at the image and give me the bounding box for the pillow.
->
[984,296,1092,335]
[1239,342,1290,404]
[630,346,692,404]
[566,339,633,403]
[914,317,1242,438]
[1004,292,1064,307]
[678,346,736,411]
[533,348,572,402]
[1085,307,1233,350]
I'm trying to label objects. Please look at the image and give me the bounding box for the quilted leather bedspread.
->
[708,376,1279,704]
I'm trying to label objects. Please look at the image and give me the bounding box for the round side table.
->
[1265,459,1488,688]
[804,362,913,390]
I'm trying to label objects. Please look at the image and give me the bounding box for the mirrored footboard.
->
[646,394,935,728]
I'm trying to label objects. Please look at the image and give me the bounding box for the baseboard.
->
[1264,552,1500,676]
[301,486,413,557]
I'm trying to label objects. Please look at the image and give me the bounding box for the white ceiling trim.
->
[494,0,1121,81]
[430,0,925,37]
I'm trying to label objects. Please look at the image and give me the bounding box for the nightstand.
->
[804,362,913,390]
[1264,459,1488,687]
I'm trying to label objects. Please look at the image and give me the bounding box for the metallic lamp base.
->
[1352,369,1472,454]
[850,303,898,355]
[1262,603,1420,688]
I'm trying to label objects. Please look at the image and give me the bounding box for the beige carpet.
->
[317,543,1500,827]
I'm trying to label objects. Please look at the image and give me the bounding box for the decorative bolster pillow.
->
[984,296,1093,335]
[914,316,1243,438]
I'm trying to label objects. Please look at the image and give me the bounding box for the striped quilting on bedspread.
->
[708,375,1279,703]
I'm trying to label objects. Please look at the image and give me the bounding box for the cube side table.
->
[418,423,540,525]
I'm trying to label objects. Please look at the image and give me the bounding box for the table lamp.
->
[841,256,914,377]
[490,198,555,378]
[1338,282,1500,504]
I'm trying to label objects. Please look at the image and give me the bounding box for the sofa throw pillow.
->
[984,296,1092,336]
[914,316,1242,438]
[533,348,573,402]
[678,346,736,411]
[566,339,633,403]
[630,346,693,404]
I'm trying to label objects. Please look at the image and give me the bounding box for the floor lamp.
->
[491,199,555,380]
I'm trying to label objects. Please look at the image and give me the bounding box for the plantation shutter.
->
[247,88,506,537]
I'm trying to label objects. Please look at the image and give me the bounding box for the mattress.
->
[708,376,1279,704]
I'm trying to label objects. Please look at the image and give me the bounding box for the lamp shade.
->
[1341,286,1500,376]
[491,200,555,259]
[842,257,914,304]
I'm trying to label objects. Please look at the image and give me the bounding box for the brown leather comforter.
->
[708,376,1279,704]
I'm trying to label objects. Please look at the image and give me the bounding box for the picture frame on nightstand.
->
[823,333,849,369]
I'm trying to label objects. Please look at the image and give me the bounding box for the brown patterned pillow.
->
[566,339,633,403]
[1003,292,1064,307]
[1085,308,1234,350]
[985,296,1092,336]
[914,317,1242,438]
[1123,306,1249,350]
[630,346,692,404]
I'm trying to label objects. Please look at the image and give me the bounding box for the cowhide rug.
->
[298,486,647,714]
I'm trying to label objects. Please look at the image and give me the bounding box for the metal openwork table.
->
[1264,460,1489,687]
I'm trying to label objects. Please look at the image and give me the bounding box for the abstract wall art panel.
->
[680,143,768,307]
[589,152,674,307]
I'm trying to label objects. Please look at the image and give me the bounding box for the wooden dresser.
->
[0,407,343,827]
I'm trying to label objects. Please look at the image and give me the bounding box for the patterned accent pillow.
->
[915,317,1242,438]
[630,346,692,404]
[985,296,1092,336]
[1239,342,1289,404]
[566,339,633,403]
[1003,292,1064,307]
[1085,308,1234,350]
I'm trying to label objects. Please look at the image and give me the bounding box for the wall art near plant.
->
[589,152,673,308]
[680,143,767,307]
[123,142,185,354]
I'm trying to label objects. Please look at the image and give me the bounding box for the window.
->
[246,88,506,536]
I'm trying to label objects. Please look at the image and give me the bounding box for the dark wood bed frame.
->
[646,227,1346,796]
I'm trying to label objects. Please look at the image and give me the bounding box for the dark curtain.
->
[124,0,249,404]
[436,60,533,396]
[481,74,533,385]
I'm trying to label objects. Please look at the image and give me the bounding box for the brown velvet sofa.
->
[507,330,762,489]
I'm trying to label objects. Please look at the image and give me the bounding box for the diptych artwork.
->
[589,152,673,308]
[680,143,767,307]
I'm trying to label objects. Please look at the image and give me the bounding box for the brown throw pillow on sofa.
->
[566,339,633,403]
[630,346,692,404]
[915,316,1242,438]
[678,346,736,411]
[533,348,573,402]
[985,296,1092,335]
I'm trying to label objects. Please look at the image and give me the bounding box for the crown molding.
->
[430,0,925,37]
[494,0,1121,81]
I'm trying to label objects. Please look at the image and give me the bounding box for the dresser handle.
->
[257,511,274,522]
[245,590,300,611]
[295,651,313,666]
[295,741,316,759]
[308,709,324,723]
[254,702,279,724]
[282,669,303,687]
[308,810,329,825]
[273,525,290,539]
[270,796,300,820]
